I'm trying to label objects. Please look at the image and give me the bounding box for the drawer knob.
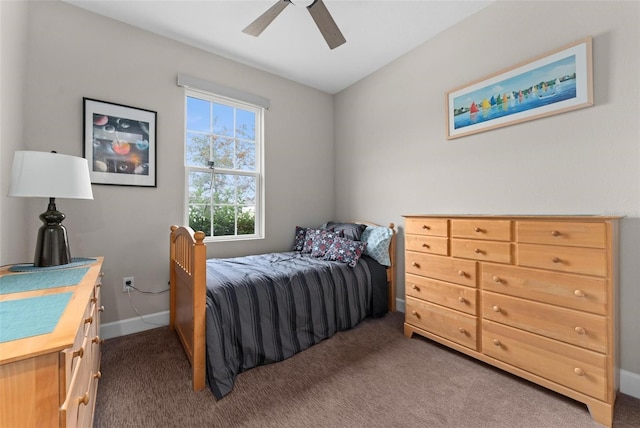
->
[96,282,102,288]
[94,371,102,379]
[78,393,90,406]
[493,339,501,347]
[551,257,561,263]
[99,271,105,277]
[73,347,84,359]
[574,289,586,298]
[457,270,466,277]
[551,230,561,237]
[458,296,466,303]
[411,310,420,319]
[492,276,501,283]
[574,368,585,376]
[474,227,483,233]
[99,305,105,313]
[422,243,430,248]
[458,327,466,334]
[492,305,501,313]
[92,335,101,344]
[84,316,93,324]
[474,248,483,254]
[422,225,430,230]
[574,327,586,335]
[91,296,97,304]
[412,262,420,268]
[411,284,419,291]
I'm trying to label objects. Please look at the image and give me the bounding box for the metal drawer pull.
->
[457,270,465,277]
[551,230,561,237]
[72,347,84,359]
[422,243,430,248]
[98,305,105,312]
[91,296,97,304]
[412,262,420,268]
[574,289,586,297]
[411,285,419,291]
[574,368,585,376]
[422,225,430,230]
[84,316,93,324]
[78,393,90,406]
[474,248,483,254]
[574,327,586,335]
[94,371,102,379]
[92,335,102,344]
[493,339,501,347]
[458,297,466,303]
[551,257,561,263]
[492,305,501,313]
[411,310,420,318]
[474,227,484,233]
[492,276,501,283]
[458,327,466,334]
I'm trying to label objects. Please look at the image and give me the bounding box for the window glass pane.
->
[213,205,235,236]
[186,97,211,133]
[212,137,234,169]
[236,109,255,141]
[213,103,234,137]
[238,207,255,235]
[213,173,235,204]
[189,204,211,236]
[186,132,210,167]
[236,175,256,205]
[236,140,255,171]
[187,171,213,236]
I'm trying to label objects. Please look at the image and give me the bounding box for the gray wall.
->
[1,0,335,325]
[334,1,640,379]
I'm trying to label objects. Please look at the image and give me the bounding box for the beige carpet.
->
[95,312,640,427]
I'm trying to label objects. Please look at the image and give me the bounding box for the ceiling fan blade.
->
[243,0,291,37]
[307,0,346,49]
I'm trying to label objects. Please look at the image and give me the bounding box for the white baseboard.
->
[395,298,639,399]
[100,310,169,340]
[620,369,640,399]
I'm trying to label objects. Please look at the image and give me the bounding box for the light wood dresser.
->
[403,216,620,427]
[0,257,104,428]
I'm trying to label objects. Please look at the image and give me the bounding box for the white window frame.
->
[183,88,265,242]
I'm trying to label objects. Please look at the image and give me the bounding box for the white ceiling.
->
[63,0,495,94]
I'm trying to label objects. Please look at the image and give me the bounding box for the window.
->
[184,90,264,241]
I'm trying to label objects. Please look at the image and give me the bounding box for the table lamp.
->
[8,151,94,267]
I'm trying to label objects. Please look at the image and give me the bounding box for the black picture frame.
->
[83,97,157,187]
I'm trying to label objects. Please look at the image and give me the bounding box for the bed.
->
[169,221,396,398]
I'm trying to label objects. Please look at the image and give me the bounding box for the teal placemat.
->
[0,267,89,295]
[0,292,73,343]
[9,257,96,272]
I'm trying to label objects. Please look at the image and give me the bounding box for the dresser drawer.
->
[481,263,606,315]
[517,243,607,277]
[405,218,448,237]
[406,297,477,350]
[405,234,448,255]
[406,273,477,315]
[451,239,512,264]
[482,292,607,353]
[483,320,607,401]
[406,252,476,287]
[61,336,92,428]
[517,221,606,248]
[451,219,511,241]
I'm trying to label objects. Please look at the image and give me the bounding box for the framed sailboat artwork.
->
[446,37,593,139]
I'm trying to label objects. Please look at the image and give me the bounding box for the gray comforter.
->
[204,251,388,399]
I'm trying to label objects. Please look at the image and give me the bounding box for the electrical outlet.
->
[123,277,134,292]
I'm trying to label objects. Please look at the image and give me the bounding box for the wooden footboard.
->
[169,222,397,393]
[169,225,207,391]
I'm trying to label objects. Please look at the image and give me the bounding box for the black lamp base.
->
[34,198,71,267]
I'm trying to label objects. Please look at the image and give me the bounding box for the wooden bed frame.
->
[169,222,396,391]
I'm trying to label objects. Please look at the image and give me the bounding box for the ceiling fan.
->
[242,0,346,50]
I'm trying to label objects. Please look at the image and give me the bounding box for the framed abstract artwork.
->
[83,98,157,187]
[446,37,593,139]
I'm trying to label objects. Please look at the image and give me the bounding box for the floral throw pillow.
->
[323,237,367,267]
[310,230,343,258]
[292,226,308,251]
[302,228,339,254]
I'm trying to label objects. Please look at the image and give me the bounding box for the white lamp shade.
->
[9,151,94,200]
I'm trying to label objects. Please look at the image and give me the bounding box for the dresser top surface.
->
[403,215,623,220]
